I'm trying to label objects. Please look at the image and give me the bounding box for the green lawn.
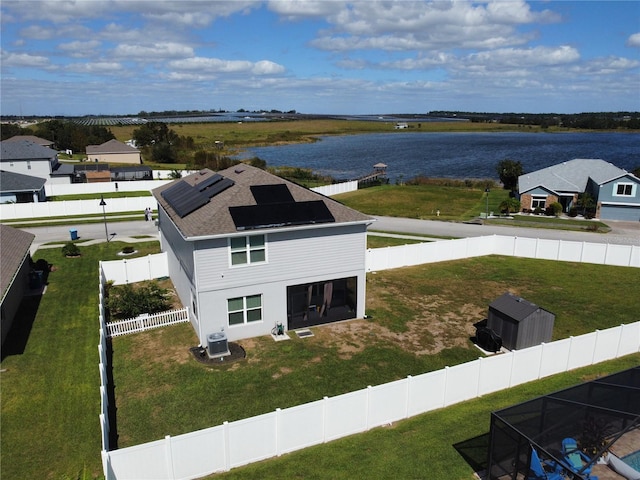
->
[2,240,638,479]
[0,241,160,480]
[208,355,639,480]
[335,184,511,221]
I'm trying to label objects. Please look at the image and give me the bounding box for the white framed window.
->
[230,235,266,266]
[228,294,262,326]
[614,183,635,197]
[531,196,546,209]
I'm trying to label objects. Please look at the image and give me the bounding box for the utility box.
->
[487,292,555,350]
[207,332,230,359]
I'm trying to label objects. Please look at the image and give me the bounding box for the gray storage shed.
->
[487,292,555,350]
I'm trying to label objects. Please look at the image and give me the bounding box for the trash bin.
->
[69,229,78,241]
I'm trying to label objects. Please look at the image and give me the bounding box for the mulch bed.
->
[189,342,246,366]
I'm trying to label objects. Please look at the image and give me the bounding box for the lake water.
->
[233,132,640,182]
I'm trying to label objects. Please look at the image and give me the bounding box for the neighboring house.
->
[3,135,55,148]
[0,139,74,185]
[518,159,640,221]
[0,225,35,346]
[487,292,555,351]
[86,139,142,164]
[152,164,373,345]
[0,170,47,203]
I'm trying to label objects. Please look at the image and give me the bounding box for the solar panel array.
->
[162,174,234,218]
[230,183,335,230]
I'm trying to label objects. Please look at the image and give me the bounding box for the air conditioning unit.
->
[207,332,230,359]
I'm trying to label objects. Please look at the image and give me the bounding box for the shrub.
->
[568,207,578,217]
[121,246,135,254]
[106,281,171,319]
[548,202,563,216]
[533,207,543,215]
[61,242,80,257]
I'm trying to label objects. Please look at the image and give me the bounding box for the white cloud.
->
[65,61,124,73]
[168,56,285,75]
[112,42,195,60]
[268,0,346,19]
[627,32,640,48]
[0,50,50,68]
[58,40,101,58]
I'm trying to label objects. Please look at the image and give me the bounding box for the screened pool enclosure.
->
[487,366,640,480]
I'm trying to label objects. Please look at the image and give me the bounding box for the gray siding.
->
[1,256,30,345]
[159,208,194,280]
[194,224,367,291]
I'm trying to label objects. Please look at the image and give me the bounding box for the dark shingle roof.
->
[4,135,54,147]
[152,165,372,238]
[86,139,139,154]
[0,170,47,192]
[0,225,35,301]
[489,292,542,322]
[0,140,57,162]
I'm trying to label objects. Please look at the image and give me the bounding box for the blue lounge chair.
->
[561,438,599,480]
[530,447,565,480]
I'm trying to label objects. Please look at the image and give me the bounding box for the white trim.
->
[613,182,636,197]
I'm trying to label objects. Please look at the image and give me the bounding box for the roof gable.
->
[0,170,47,191]
[489,292,542,322]
[1,140,57,162]
[518,159,628,194]
[153,165,371,238]
[86,139,139,154]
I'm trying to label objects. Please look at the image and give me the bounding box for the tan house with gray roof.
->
[152,164,373,346]
[86,139,141,164]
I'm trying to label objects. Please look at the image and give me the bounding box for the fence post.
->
[164,435,175,480]
[275,408,281,456]
[442,366,449,407]
[405,375,412,418]
[366,385,372,430]
[323,396,329,443]
[223,421,231,472]
[615,324,625,357]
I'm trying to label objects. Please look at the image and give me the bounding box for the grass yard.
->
[112,256,640,448]
[207,354,639,480]
[2,238,638,479]
[336,184,511,221]
[0,241,161,480]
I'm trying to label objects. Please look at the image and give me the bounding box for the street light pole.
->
[485,188,490,219]
[99,195,109,242]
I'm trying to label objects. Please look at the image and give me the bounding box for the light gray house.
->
[1,225,35,346]
[0,170,47,203]
[152,165,373,344]
[487,292,555,351]
[518,159,640,221]
[0,139,74,185]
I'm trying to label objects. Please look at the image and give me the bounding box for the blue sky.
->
[1,0,639,116]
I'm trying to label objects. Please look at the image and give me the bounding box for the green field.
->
[109,119,562,151]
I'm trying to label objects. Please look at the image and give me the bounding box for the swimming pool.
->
[622,450,640,473]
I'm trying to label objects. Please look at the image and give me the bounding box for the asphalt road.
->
[371,216,640,246]
[22,215,640,254]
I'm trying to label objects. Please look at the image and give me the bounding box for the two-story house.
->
[152,165,373,344]
[518,159,640,221]
[0,139,74,185]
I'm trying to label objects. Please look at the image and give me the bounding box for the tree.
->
[496,159,523,191]
[499,197,521,216]
[151,141,177,164]
[576,192,595,216]
[132,122,177,147]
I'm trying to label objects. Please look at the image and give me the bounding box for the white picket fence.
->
[105,308,189,338]
[311,180,358,196]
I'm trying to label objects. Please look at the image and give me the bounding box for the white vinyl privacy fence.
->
[101,322,640,480]
[98,236,640,480]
